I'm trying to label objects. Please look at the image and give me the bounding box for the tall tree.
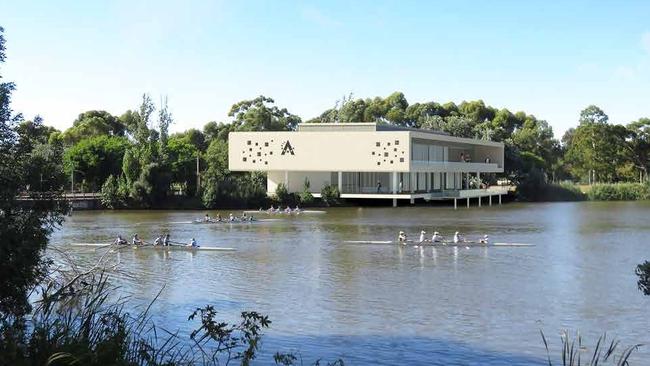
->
[228,96,301,131]
[0,26,66,319]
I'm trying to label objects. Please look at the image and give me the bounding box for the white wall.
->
[267,171,332,194]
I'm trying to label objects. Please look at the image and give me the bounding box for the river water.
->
[50,202,650,365]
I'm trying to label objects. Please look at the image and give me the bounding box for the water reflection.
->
[49,203,650,364]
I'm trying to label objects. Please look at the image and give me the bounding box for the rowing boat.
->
[191,218,280,224]
[343,240,534,248]
[243,210,326,215]
[69,243,236,251]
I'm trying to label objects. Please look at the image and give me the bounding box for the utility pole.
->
[196,155,200,195]
[71,163,74,194]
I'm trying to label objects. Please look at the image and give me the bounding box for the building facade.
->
[228,123,507,207]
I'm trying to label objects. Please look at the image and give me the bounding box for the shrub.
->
[588,183,650,201]
[274,183,290,205]
[320,184,340,206]
[299,177,314,205]
[299,191,314,205]
[100,174,123,208]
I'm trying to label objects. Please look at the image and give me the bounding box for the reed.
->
[540,330,641,366]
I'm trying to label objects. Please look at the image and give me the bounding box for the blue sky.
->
[2,0,649,137]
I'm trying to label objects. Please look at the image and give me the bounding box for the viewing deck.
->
[312,186,510,208]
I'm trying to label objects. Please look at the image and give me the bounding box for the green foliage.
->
[320,184,340,206]
[274,183,290,204]
[100,174,124,208]
[61,110,125,144]
[63,135,130,191]
[229,95,301,131]
[587,183,650,201]
[202,139,267,208]
[636,261,650,296]
[167,135,199,196]
[0,26,68,319]
[299,177,314,204]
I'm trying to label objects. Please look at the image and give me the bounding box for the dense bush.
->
[274,183,290,204]
[516,169,586,202]
[588,183,650,201]
[320,184,340,206]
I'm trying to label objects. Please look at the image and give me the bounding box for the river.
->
[50,202,650,365]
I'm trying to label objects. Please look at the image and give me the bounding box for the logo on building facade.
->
[281,141,295,155]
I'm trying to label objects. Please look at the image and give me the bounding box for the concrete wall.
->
[229,131,412,173]
[267,171,333,194]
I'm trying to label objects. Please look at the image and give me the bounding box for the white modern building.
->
[228,123,508,207]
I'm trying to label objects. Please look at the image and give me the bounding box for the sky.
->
[1,0,650,137]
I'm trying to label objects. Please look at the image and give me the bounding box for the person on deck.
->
[453,231,464,244]
[376,180,382,193]
[480,235,489,245]
[419,230,426,243]
[114,235,127,245]
[431,231,443,243]
[132,234,143,245]
[397,231,407,244]
[163,233,170,246]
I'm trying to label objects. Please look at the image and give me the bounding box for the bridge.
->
[16,192,102,209]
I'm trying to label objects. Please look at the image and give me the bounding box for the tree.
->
[0,26,67,319]
[624,119,650,183]
[228,96,301,131]
[565,117,627,183]
[579,105,608,125]
[167,135,199,196]
[63,135,130,191]
[61,110,125,144]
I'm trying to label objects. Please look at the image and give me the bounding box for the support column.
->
[499,194,502,205]
[410,197,415,204]
[454,198,457,210]
[284,171,289,187]
[478,195,481,207]
[477,172,481,189]
[489,195,492,206]
[392,172,397,208]
[338,171,342,192]
[467,197,470,208]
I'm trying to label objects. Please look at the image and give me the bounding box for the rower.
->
[132,234,143,245]
[419,230,426,243]
[153,236,162,246]
[397,231,407,244]
[453,231,464,244]
[114,235,127,245]
[284,206,291,213]
[216,213,222,222]
[229,213,235,222]
[242,212,248,220]
[163,233,170,246]
[188,238,198,247]
[480,235,489,245]
[204,213,211,222]
[431,231,443,243]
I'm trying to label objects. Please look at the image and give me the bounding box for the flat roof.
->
[296,122,449,136]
